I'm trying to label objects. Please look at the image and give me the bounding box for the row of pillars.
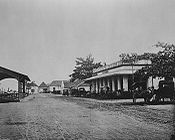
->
[90,75,129,93]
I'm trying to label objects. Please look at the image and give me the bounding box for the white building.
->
[85,60,153,94]
[49,80,70,94]
[26,81,38,94]
[38,82,49,93]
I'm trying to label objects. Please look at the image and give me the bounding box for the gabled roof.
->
[39,82,48,88]
[50,80,62,86]
[27,81,38,87]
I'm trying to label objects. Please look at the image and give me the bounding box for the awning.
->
[85,69,136,81]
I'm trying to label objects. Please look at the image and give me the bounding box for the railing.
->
[93,60,151,73]
[0,93,20,102]
[93,60,124,73]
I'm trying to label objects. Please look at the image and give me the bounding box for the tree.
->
[119,53,138,64]
[70,54,102,82]
[135,42,175,80]
[119,53,139,82]
[119,52,157,82]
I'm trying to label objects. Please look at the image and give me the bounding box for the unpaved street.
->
[0,93,174,140]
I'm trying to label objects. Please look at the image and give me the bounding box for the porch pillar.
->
[112,77,115,92]
[23,81,25,93]
[117,76,121,90]
[92,81,95,92]
[103,78,105,87]
[99,79,102,88]
[96,80,98,93]
[18,80,22,93]
[123,75,128,91]
[107,78,110,88]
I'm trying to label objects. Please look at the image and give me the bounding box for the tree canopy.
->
[135,42,175,80]
[70,54,102,82]
[119,42,175,81]
[119,52,156,64]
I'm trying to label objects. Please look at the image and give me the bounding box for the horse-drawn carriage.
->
[154,80,175,102]
[132,81,154,103]
[132,80,175,103]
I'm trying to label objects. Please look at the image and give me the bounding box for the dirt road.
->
[0,93,174,140]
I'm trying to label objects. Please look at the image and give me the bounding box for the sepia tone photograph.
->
[0,0,174,139]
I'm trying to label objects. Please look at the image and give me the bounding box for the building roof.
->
[69,79,89,88]
[69,79,82,88]
[39,82,48,88]
[0,66,30,81]
[50,80,62,86]
[93,60,151,74]
[27,81,38,88]
[85,60,151,82]
[85,69,136,81]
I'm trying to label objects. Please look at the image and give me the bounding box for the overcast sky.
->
[0,0,175,89]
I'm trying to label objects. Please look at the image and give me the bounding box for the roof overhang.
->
[85,69,136,81]
[0,66,30,81]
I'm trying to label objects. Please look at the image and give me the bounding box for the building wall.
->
[38,87,48,93]
[30,86,38,93]
[147,77,164,89]
[49,81,67,94]
[49,85,61,92]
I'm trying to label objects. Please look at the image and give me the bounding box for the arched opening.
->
[0,66,30,94]
[0,78,18,93]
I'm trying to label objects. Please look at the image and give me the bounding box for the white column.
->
[103,78,105,87]
[18,80,22,93]
[123,75,128,91]
[107,78,110,88]
[97,79,100,93]
[92,81,95,92]
[96,80,98,93]
[99,79,101,88]
[112,77,115,92]
[117,77,121,90]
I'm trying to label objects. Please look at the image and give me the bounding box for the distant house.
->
[26,81,38,94]
[49,80,70,94]
[38,82,49,93]
[49,80,62,93]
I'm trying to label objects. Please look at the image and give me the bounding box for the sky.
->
[0,0,175,90]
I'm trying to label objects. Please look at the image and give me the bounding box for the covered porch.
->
[85,70,134,94]
[0,66,30,94]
